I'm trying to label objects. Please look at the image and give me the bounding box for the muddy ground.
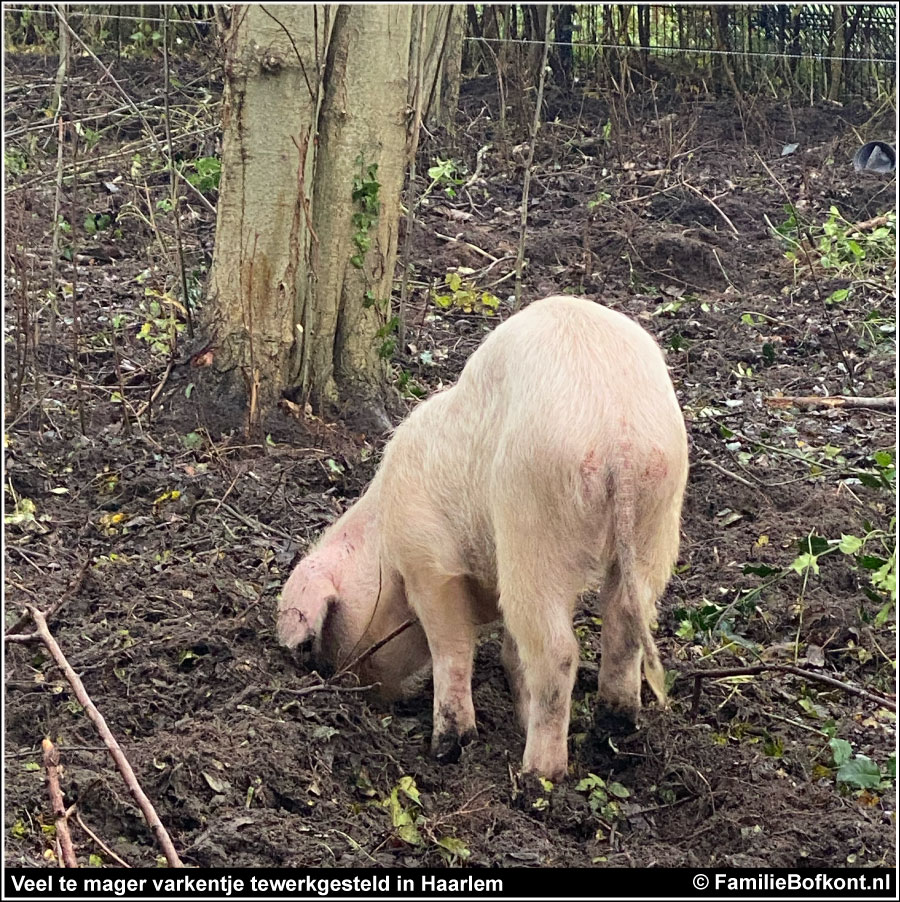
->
[4,48,896,870]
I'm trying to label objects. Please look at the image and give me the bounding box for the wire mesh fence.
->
[3,4,897,103]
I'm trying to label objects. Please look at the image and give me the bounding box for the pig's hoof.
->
[512,771,560,817]
[431,726,476,764]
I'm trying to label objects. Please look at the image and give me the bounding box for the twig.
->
[42,739,78,868]
[275,683,375,698]
[336,618,418,676]
[269,681,377,703]
[685,663,895,720]
[135,358,174,419]
[433,232,498,262]
[12,607,184,868]
[189,498,294,541]
[48,111,66,352]
[462,144,491,190]
[852,214,889,232]
[74,809,132,868]
[765,395,896,412]
[694,456,757,488]
[682,181,739,237]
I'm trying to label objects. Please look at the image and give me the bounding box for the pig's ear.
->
[276,566,337,649]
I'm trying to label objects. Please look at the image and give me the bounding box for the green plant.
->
[778,205,896,281]
[84,212,112,235]
[829,738,893,792]
[396,369,426,399]
[435,835,471,865]
[4,148,29,175]
[587,190,611,210]
[425,158,465,198]
[74,121,102,151]
[575,773,630,836]
[857,309,895,350]
[350,158,380,269]
[433,272,500,315]
[123,22,163,57]
[382,776,423,845]
[185,156,221,194]
[137,290,186,356]
[375,316,399,359]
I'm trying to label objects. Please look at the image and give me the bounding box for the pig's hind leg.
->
[595,572,645,724]
[405,573,479,764]
[596,499,678,723]
[497,555,581,782]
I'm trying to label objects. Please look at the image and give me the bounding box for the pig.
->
[278,295,688,781]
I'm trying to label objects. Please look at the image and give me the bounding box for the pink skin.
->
[277,296,688,781]
[277,498,431,699]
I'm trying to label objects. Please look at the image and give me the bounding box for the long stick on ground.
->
[765,395,896,412]
[685,663,895,720]
[513,5,553,310]
[11,607,184,868]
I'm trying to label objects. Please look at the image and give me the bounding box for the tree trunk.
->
[828,5,845,102]
[551,4,574,91]
[636,4,650,73]
[307,5,411,428]
[419,6,451,126]
[438,5,466,128]
[203,5,411,435]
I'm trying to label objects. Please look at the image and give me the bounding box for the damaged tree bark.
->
[203,5,412,435]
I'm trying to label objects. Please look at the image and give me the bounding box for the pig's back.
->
[461,295,684,455]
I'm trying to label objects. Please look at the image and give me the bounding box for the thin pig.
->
[278,295,688,780]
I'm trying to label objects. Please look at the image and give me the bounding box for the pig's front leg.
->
[406,573,478,764]
[501,631,530,729]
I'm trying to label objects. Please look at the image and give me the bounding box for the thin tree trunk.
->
[438,5,465,128]
[513,5,553,310]
[828,5,845,102]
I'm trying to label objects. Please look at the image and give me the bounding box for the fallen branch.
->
[9,606,184,868]
[852,214,889,232]
[684,663,896,720]
[765,395,896,412]
[43,739,78,868]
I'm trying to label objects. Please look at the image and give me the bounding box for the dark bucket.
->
[853,141,896,174]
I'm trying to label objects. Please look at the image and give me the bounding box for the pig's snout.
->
[276,568,336,651]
